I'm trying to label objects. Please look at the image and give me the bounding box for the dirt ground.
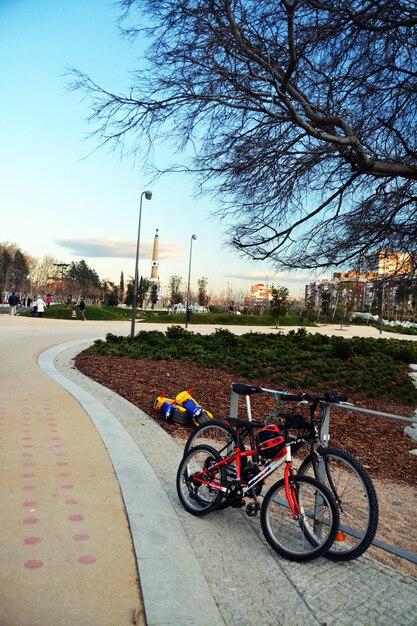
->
[75,353,417,579]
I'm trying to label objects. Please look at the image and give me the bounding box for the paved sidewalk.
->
[1,316,417,626]
[0,323,143,625]
[55,342,417,626]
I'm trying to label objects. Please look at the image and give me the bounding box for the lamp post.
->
[185,234,197,329]
[130,190,152,337]
[379,254,387,336]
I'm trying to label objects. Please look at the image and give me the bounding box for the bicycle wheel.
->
[184,419,237,458]
[298,447,379,561]
[176,444,227,516]
[261,475,339,562]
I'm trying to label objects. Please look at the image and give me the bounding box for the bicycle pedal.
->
[245,503,260,517]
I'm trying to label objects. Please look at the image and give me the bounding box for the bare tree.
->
[0,243,32,297]
[29,255,63,295]
[197,276,211,308]
[69,0,417,271]
[168,274,184,304]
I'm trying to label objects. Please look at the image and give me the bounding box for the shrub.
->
[396,347,416,363]
[330,339,353,361]
[209,328,239,347]
[166,325,189,341]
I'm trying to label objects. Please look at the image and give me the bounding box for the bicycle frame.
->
[191,442,302,517]
[228,385,343,480]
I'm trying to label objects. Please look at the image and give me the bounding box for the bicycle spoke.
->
[261,476,339,562]
[176,445,226,516]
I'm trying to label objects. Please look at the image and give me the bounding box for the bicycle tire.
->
[184,419,237,458]
[298,446,379,561]
[176,444,227,516]
[261,475,340,562]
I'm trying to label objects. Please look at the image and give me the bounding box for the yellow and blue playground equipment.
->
[154,393,189,425]
[154,388,213,426]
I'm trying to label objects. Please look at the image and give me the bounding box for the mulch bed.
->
[75,353,417,487]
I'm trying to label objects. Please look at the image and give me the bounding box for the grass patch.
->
[20,304,132,321]
[20,305,313,326]
[137,311,312,326]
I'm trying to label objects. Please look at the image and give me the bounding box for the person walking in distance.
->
[35,295,46,318]
[78,297,86,321]
[8,291,19,315]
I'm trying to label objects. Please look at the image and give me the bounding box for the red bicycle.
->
[183,384,379,561]
[176,414,340,562]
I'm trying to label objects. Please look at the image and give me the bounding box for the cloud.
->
[224,270,328,283]
[56,237,186,260]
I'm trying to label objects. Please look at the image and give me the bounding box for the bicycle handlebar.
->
[231,382,348,404]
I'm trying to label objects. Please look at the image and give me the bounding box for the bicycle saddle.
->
[231,383,263,395]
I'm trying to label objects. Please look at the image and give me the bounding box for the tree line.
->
[0,242,118,305]
[0,242,214,309]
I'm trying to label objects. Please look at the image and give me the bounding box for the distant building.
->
[305,251,417,320]
[150,229,160,283]
[148,229,161,309]
[244,283,271,307]
[364,251,414,276]
[305,280,333,309]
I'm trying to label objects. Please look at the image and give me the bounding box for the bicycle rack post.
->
[314,403,331,485]
[320,403,331,447]
[229,389,239,419]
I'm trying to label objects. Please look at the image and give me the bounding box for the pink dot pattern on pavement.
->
[24,560,44,569]
[78,556,96,565]
[24,537,41,545]
[14,396,97,568]
[73,534,90,541]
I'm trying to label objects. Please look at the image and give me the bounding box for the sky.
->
[0,0,323,299]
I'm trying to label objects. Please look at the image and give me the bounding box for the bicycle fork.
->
[284,462,301,518]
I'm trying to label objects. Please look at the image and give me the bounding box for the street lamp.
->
[379,254,387,336]
[185,234,197,329]
[130,190,152,337]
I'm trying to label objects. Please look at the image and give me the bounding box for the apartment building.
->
[305,252,417,319]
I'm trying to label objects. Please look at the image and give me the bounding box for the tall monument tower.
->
[150,229,159,282]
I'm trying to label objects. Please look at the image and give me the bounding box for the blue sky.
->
[0,0,321,298]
